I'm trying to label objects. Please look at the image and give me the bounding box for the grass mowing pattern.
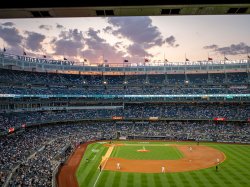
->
[76,143,108,187]
[110,145,183,160]
[76,142,250,187]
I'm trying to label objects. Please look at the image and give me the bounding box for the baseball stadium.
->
[0,1,250,187]
[0,53,250,187]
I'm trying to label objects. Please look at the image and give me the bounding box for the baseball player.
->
[216,158,220,164]
[117,162,120,170]
[161,166,165,173]
[189,146,192,152]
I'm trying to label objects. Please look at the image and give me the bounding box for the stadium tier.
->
[0,53,249,187]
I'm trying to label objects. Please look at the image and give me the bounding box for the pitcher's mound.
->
[137,149,150,152]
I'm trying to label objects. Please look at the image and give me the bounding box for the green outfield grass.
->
[76,141,250,187]
[110,144,183,160]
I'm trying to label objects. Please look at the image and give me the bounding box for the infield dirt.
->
[103,145,225,173]
[57,141,226,187]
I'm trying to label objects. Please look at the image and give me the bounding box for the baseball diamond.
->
[57,141,250,187]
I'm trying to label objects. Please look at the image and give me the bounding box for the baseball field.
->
[58,141,250,187]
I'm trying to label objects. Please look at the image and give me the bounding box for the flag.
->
[124,59,129,62]
[208,57,213,61]
[3,47,6,52]
[8,127,15,133]
[23,51,26,55]
[186,58,189,61]
[43,55,46,58]
[224,57,228,60]
[63,57,67,60]
[144,58,149,62]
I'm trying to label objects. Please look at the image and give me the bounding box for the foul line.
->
[93,157,109,187]
[92,155,96,161]
[93,146,114,187]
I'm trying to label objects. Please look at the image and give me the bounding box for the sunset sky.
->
[0,15,250,65]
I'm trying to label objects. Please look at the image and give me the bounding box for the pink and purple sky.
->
[0,15,250,65]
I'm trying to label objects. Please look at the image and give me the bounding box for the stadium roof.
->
[0,0,250,18]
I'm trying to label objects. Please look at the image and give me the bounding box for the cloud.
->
[0,25,23,46]
[83,28,126,63]
[2,22,14,27]
[25,31,46,51]
[50,37,57,44]
[165,35,179,47]
[86,28,105,44]
[56,23,64,29]
[107,17,165,49]
[54,40,83,57]
[103,26,113,33]
[53,29,85,57]
[39,24,52,31]
[204,43,250,55]
[215,43,250,55]
[127,43,152,58]
[114,42,123,49]
[203,44,218,50]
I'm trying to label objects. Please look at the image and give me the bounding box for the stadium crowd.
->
[0,69,248,85]
[0,85,249,95]
[0,104,249,131]
[1,123,115,187]
[0,121,249,186]
[0,68,249,186]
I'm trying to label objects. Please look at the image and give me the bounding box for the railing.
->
[0,93,249,98]
[3,144,46,187]
[3,164,20,187]
[52,162,61,187]
[1,105,124,113]
[1,52,249,74]
[3,137,71,187]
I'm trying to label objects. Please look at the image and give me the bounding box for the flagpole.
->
[82,50,85,66]
[43,48,46,59]
[123,59,125,76]
[102,52,104,67]
[164,50,168,83]
[63,45,64,60]
[164,39,166,64]
[247,49,250,77]
[123,59,127,84]
[184,53,187,82]
[102,52,104,80]
[164,52,165,65]
[22,45,25,55]
[163,38,167,66]
[144,43,146,66]
[3,44,6,53]
[223,53,226,64]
